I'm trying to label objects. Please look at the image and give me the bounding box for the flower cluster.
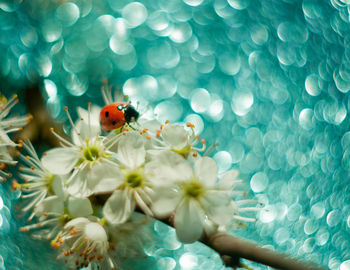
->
[0,94,31,181]
[14,99,259,269]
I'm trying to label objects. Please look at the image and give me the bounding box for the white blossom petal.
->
[41,148,80,175]
[51,176,65,198]
[87,160,124,194]
[174,198,204,243]
[72,120,100,145]
[67,166,93,198]
[219,169,239,190]
[117,132,145,169]
[145,150,193,185]
[64,216,89,228]
[77,105,101,125]
[138,119,161,134]
[34,196,64,216]
[134,191,153,216]
[151,187,181,218]
[92,177,121,194]
[200,190,233,225]
[194,157,218,187]
[103,189,135,225]
[68,196,93,217]
[161,124,189,150]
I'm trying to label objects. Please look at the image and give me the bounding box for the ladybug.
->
[99,102,140,131]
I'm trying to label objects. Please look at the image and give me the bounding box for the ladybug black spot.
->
[112,121,116,126]
[124,105,140,124]
[105,111,109,117]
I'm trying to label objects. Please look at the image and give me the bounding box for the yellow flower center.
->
[182,179,204,199]
[172,144,191,159]
[125,171,144,188]
[83,146,100,161]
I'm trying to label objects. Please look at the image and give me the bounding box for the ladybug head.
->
[124,105,139,124]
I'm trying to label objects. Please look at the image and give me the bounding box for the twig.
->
[204,232,325,270]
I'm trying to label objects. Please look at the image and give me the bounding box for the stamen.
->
[70,227,78,235]
[88,102,91,139]
[236,200,260,205]
[0,94,18,119]
[101,83,113,105]
[76,238,88,251]
[12,179,19,190]
[233,215,257,222]
[64,106,83,144]
[186,122,195,128]
[51,231,63,247]
[50,128,74,147]
[238,207,262,212]
[0,159,17,165]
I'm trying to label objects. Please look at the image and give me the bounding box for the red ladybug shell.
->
[99,102,129,131]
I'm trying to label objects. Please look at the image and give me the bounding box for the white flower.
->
[151,154,238,243]
[41,106,120,197]
[102,132,155,225]
[0,94,31,180]
[19,194,93,241]
[13,140,64,221]
[55,217,117,269]
[149,122,206,159]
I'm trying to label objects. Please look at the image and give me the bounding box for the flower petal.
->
[68,196,93,217]
[77,105,101,126]
[92,177,121,194]
[194,157,218,187]
[134,191,153,216]
[51,176,65,198]
[219,169,239,190]
[151,187,181,218]
[200,190,233,225]
[41,147,80,175]
[87,160,124,194]
[161,124,189,150]
[72,120,101,145]
[103,189,135,225]
[174,198,204,243]
[67,165,93,198]
[145,150,192,185]
[64,217,89,229]
[34,196,64,216]
[117,132,145,169]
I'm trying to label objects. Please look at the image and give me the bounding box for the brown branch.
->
[204,232,325,270]
[154,213,325,270]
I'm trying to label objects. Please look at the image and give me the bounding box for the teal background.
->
[1,0,350,269]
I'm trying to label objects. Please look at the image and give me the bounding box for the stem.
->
[204,232,325,270]
[156,214,325,270]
